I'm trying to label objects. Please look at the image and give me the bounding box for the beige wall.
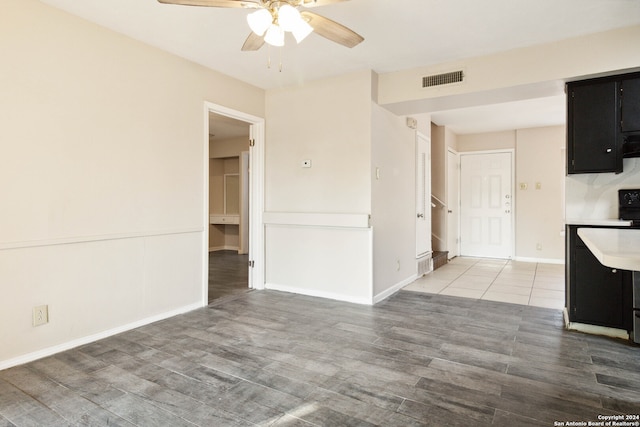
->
[378,25,640,112]
[263,71,374,303]
[371,102,416,297]
[265,70,373,213]
[209,137,250,159]
[515,126,566,260]
[457,131,516,152]
[0,0,264,367]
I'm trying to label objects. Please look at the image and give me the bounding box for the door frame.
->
[459,149,515,259]
[203,102,265,305]
[415,131,432,259]
[447,148,460,259]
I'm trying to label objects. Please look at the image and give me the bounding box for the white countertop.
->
[567,219,633,227]
[577,228,640,271]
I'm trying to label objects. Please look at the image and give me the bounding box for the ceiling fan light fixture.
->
[264,24,285,46]
[247,8,272,36]
[277,4,301,32]
[291,19,313,43]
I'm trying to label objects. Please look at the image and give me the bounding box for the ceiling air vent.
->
[422,70,464,88]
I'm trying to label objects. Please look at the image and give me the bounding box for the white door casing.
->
[447,149,460,259]
[460,151,513,259]
[204,102,265,303]
[416,132,432,258]
[239,151,250,255]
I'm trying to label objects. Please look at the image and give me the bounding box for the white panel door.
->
[447,149,460,259]
[460,152,513,259]
[416,132,431,258]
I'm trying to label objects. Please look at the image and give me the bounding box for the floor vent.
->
[417,256,432,276]
[422,70,464,88]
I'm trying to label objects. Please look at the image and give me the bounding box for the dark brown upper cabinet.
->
[567,77,620,174]
[567,71,640,175]
[621,75,640,133]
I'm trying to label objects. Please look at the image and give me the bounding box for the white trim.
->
[204,102,265,297]
[0,302,202,371]
[562,308,630,341]
[566,322,629,340]
[209,245,240,252]
[514,256,564,264]
[446,147,460,259]
[373,274,418,304]
[265,283,372,305]
[0,228,202,251]
[263,212,370,228]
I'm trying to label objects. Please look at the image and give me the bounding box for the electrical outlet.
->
[33,305,49,327]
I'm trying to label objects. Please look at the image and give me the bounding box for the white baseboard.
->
[265,283,372,305]
[208,245,239,252]
[373,274,418,304]
[566,322,629,340]
[0,302,202,371]
[513,256,564,265]
[563,308,629,340]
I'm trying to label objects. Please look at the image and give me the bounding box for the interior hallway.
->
[208,250,249,304]
[404,257,565,309]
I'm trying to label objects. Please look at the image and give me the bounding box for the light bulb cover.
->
[292,19,313,43]
[277,4,301,32]
[247,8,272,36]
[264,24,285,46]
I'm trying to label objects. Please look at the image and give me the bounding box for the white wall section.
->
[0,0,264,367]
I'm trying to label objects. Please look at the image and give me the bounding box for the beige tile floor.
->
[404,257,565,309]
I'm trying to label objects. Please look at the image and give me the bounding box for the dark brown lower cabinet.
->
[566,225,633,331]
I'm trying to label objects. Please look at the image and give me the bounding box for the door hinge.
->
[249,139,255,147]
[248,260,254,268]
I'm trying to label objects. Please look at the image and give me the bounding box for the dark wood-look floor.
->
[208,250,249,304]
[1,291,639,426]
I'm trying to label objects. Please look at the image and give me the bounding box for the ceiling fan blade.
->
[300,11,363,48]
[241,32,265,51]
[157,0,258,8]
[299,0,349,7]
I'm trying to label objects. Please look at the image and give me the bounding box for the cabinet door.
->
[568,80,620,173]
[573,246,625,328]
[621,76,640,133]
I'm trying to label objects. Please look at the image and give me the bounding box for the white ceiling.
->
[39,0,640,134]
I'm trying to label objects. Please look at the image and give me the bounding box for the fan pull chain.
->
[267,45,271,69]
[265,45,283,72]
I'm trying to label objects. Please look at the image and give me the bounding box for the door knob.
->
[505,210,511,213]
[448,210,453,213]
[417,213,424,218]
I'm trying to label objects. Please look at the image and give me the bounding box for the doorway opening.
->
[208,112,250,303]
[203,103,265,305]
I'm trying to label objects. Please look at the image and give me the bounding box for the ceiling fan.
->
[157,0,364,51]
